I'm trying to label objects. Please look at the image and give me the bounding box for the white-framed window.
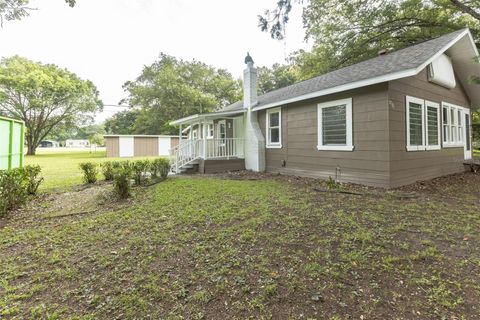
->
[266,107,282,148]
[217,120,226,141]
[317,98,353,151]
[406,96,441,151]
[425,101,441,150]
[442,102,465,147]
[206,123,214,139]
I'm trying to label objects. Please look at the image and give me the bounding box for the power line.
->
[102,104,132,108]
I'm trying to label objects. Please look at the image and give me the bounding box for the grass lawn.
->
[0,172,479,319]
[25,149,156,191]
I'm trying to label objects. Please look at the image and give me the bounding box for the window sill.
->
[317,145,354,151]
[442,144,464,148]
[266,144,282,149]
[407,145,442,151]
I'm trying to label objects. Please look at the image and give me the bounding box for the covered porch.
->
[169,110,246,173]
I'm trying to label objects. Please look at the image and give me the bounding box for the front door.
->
[464,111,472,160]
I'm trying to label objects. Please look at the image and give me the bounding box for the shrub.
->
[23,165,44,195]
[131,160,150,186]
[113,166,132,199]
[79,162,98,184]
[150,158,170,180]
[0,168,28,216]
[101,161,115,181]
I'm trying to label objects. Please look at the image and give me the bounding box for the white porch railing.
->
[204,138,244,159]
[170,138,244,173]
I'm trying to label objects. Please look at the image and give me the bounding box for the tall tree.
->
[122,53,242,135]
[257,63,298,94]
[0,56,102,155]
[260,0,480,79]
[104,109,139,134]
[0,0,76,26]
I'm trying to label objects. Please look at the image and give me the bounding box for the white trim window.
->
[206,123,214,139]
[266,107,282,148]
[442,102,465,147]
[425,101,441,150]
[406,96,441,151]
[317,98,353,151]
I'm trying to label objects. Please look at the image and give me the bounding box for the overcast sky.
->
[0,0,310,123]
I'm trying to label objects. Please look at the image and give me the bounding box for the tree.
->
[0,0,76,26]
[104,109,139,135]
[260,0,480,79]
[122,53,242,135]
[257,63,298,94]
[0,56,102,155]
[89,133,104,147]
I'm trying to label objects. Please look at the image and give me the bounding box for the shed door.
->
[119,137,134,157]
[11,122,22,168]
[0,120,10,170]
[158,138,170,156]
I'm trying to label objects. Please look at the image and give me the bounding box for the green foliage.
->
[89,133,105,147]
[0,0,76,26]
[0,168,28,216]
[257,63,298,94]
[112,166,132,199]
[104,110,139,135]
[79,162,98,184]
[261,0,480,80]
[131,160,151,186]
[22,165,43,195]
[101,162,115,181]
[0,56,102,155]
[150,158,170,180]
[120,53,242,135]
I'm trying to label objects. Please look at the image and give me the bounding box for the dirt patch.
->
[0,182,135,229]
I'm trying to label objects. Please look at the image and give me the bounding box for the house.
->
[105,135,180,158]
[65,139,90,148]
[170,29,479,188]
[39,140,60,148]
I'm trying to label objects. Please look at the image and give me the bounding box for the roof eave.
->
[252,29,472,112]
[169,109,246,126]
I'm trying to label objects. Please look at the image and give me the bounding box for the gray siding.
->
[199,159,245,174]
[387,68,470,187]
[106,137,119,158]
[258,83,391,187]
[134,137,158,157]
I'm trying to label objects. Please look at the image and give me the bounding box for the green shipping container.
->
[0,116,25,170]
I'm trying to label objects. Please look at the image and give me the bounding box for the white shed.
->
[104,135,179,158]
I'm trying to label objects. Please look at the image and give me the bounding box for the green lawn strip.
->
[25,150,161,191]
[0,176,479,319]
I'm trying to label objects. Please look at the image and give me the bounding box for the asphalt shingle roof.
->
[220,29,466,112]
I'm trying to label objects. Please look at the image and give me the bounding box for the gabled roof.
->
[171,29,479,126]
[220,28,479,113]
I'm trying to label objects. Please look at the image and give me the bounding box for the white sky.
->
[0,0,310,123]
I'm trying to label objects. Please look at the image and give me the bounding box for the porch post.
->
[202,118,207,159]
[179,124,182,142]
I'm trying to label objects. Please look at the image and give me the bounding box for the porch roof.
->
[169,109,246,126]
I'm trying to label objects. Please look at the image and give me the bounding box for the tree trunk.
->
[26,136,36,155]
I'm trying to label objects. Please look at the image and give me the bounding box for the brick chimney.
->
[241,52,265,172]
[243,52,258,109]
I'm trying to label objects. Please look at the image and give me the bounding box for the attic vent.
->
[427,54,456,89]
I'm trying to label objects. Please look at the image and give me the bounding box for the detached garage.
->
[105,135,179,158]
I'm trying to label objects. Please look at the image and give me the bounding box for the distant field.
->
[25,149,161,191]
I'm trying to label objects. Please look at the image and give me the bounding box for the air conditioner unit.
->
[427,53,456,89]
